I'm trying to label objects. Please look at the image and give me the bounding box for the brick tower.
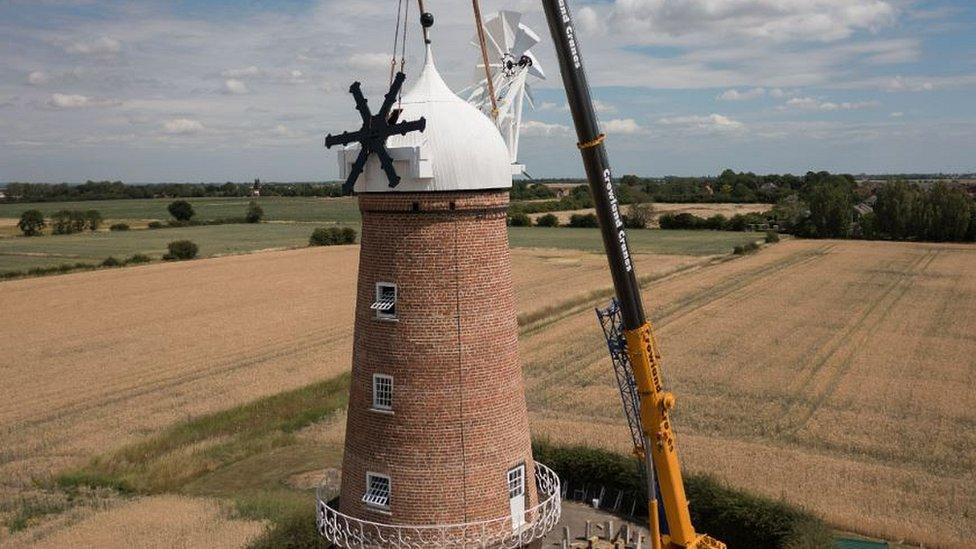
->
[317,48,560,548]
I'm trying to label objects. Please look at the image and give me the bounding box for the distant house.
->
[251,179,262,197]
[542,183,581,198]
[0,190,5,200]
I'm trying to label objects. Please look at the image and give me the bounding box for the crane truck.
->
[540,1,726,548]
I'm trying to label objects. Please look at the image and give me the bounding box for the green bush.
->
[765,231,781,244]
[17,210,45,237]
[508,213,532,227]
[569,213,599,228]
[125,254,152,265]
[51,210,86,235]
[101,257,122,267]
[734,241,761,255]
[167,200,195,222]
[660,212,703,230]
[310,227,357,247]
[536,213,560,227]
[705,214,729,231]
[110,223,130,231]
[532,440,832,549]
[163,240,199,261]
[1,270,25,280]
[246,201,265,224]
[147,221,164,229]
[84,210,103,231]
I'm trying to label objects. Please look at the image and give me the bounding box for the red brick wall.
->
[338,190,539,526]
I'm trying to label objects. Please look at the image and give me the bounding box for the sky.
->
[0,0,974,183]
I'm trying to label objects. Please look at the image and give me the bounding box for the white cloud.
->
[65,36,121,56]
[46,93,121,109]
[222,66,262,79]
[592,100,617,114]
[223,79,249,95]
[769,88,787,99]
[785,97,880,111]
[162,118,205,135]
[521,120,572,136]
[718,88,766,101]
[603,118,645,135]
[348,53,392,71]
[27,71,50,85]
[658,113,744,132]
[606,0,898,44]
[890,112,904,118]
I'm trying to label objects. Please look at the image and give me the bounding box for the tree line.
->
[1,181,345,202]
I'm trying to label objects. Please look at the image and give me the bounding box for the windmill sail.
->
[462,11,546,173]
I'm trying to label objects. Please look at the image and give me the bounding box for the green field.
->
[0,224,334,271]
[0,224,765,273]
[0,197,362,224]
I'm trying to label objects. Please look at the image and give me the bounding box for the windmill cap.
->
[348,46,512,194]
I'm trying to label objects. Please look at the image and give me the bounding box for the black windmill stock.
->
[325,72,427,194]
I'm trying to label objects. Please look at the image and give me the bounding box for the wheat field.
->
[523,240,976,548]
[1,238,974,547]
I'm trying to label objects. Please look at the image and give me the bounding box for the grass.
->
[508,227,766,256]
[0,197,362,224]
[0,223,353,271]
[52,373,350,546]
[0,223,761,275]
[5,497,72,532]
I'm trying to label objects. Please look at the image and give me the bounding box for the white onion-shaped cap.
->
[352,47,512,193]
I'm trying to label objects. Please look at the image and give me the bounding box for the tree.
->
[245,201,264,223]
[163,240,199,260]
[508,212,532,227]
[807,181,853,238]
[536,214,559,227]
[569,213,599,228]
[17,210,45,236]
[84,210,103,231]
[51,210,74,234]
[770,194,809,233]
[623,203,654,229]
[168,200,195,222]
[874,181,917,239]
[70,210,87,233]
[914,183,972,242]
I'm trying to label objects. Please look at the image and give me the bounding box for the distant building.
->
[542,182,581,198]
[251,179,262,197]
[0,190,6,200]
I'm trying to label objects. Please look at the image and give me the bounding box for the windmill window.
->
[372,374,393,412]
[372,283,397,319]
[363,473,391,510]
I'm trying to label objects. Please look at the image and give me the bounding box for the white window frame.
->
[507,464,525,499]
[373,282,398,320]
[372,374,394,412]
[363,472,391,511]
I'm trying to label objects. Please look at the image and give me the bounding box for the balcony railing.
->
[317,462,562,548]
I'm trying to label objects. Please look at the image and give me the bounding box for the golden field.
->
[1,238,974,547]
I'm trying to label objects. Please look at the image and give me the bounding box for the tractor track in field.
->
[0,326,352,454]
[524,243,836,412]
[774,247,941,436]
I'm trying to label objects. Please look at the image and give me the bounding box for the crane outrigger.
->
[540,1,726,548]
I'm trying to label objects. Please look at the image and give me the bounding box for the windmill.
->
[463,10,546,174]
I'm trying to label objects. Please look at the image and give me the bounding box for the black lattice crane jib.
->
[325,72,427,194]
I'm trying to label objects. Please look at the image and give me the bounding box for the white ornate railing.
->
[317,462,561,548]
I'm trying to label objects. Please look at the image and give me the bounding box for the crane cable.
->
[389,0,404,84]
[472,0,499,120]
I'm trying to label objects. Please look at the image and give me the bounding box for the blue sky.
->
[0,0,974,182]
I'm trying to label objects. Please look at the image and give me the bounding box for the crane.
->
[540,1,726,548]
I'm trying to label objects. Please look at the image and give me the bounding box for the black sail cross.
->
[325,72,427,194]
